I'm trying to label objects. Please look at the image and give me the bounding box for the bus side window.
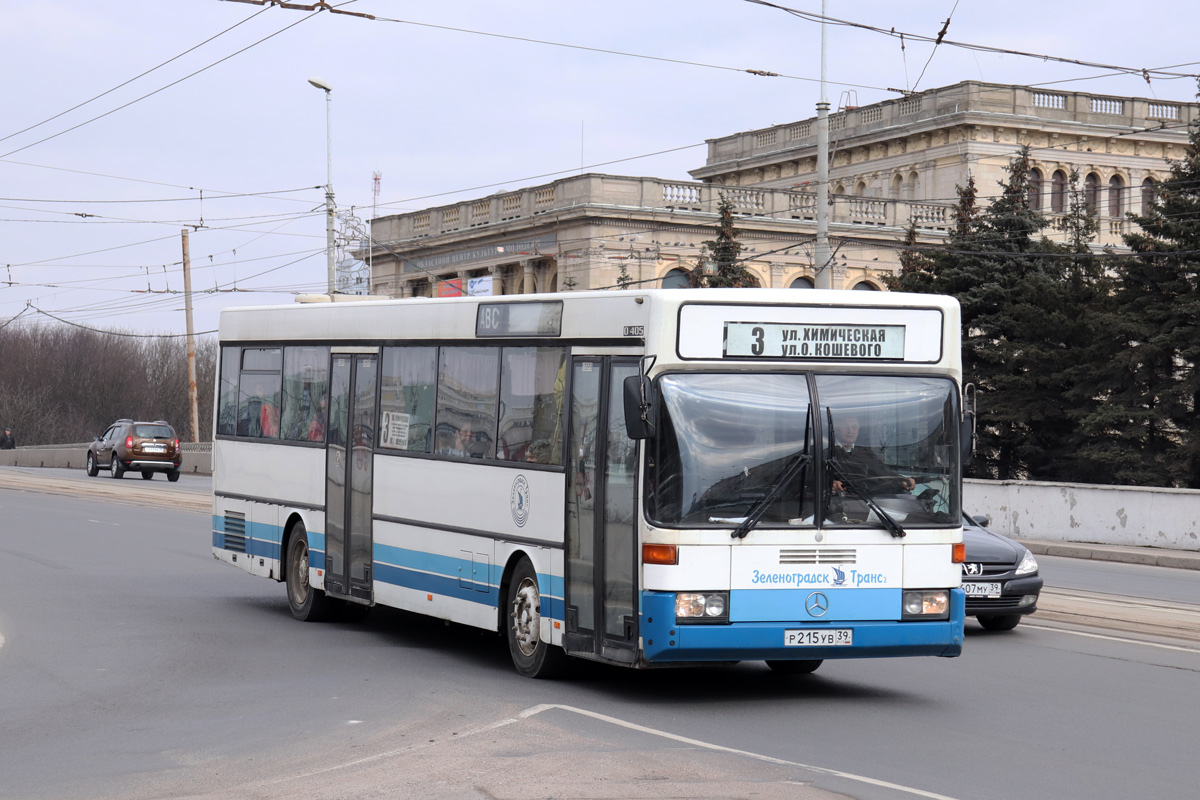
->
[498,346,565,465]
[380,346,437,453]
[280,346,330,443]
[217,346,240,437]
[436,347,499,460]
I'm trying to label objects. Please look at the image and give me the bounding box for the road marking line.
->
[520,703,962,800]
[1024,623,1200,654]
[264,713,523,784]
[265,702,960,799]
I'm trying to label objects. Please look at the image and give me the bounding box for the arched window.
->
[854,180,867,196]
[834,183,846,195]
[1027,168,1043,211]
[890,174,903,199]
[1108,175,1125,218]
[852,281,879,291]
[789,276,815,289]
[1051,170,1067,213]
[906,171,920,201]
[661,268,690,289]
[1085,173,1101,216]
[1141,177,1157,213]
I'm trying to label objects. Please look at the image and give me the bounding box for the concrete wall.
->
[2,449,1195,552]
[965,479,1200,552]
[0,445,212,475]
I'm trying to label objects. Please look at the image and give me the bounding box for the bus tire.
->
[506,557,566,679]
[285,521,331,622]
[765,659,823,675]
[978,614,1021,631]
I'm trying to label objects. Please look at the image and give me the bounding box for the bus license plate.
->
[784,629,852,647]
[964,582,1002,598]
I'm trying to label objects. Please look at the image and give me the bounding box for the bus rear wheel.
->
[286,521,331,622]
[506,558,566,679]
[765,659,823,675]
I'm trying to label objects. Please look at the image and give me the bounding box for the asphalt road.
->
[1,468,1199,800]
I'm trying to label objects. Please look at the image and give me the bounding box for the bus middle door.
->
[324,352,377,605]
[564,357,640,663]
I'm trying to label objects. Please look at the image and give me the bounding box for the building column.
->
[489,265,505,296]
[521,260,535,294]
[769,262,787,289]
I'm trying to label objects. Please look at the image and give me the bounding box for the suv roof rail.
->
[152,420,170,425]
[116,418,134,424]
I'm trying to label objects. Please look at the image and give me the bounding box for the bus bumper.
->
[639,589,965,663]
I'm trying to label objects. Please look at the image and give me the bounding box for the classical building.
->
[365,82,1197,297]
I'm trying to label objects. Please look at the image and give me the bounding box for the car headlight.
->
[902,590,950,620]
[675,592,729,623]
[1016,549,1039,576]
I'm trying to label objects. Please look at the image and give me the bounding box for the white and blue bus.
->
[212,288,970,677]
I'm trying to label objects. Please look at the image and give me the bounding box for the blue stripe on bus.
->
[640,589,965,663]
[372,545,564,620]
[212,517,562,618]
[731,588,902,622]
[373,562,497,606]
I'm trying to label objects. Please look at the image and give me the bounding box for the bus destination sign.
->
[476,301,563,337]
[724,322,906,360]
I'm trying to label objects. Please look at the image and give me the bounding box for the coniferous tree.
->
[1115,109,1200,487]
[688,194,752,288]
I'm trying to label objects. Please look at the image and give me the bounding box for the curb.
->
[1018,539,1200,571]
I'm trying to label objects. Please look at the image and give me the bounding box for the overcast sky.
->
[2,0,1196,335]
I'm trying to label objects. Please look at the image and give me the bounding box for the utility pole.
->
[308,77,336,295]
[814,0,832,289]
[181,229,200,443]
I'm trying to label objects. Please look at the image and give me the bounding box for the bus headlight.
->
[902,590,950,620]
[676,592,729,623]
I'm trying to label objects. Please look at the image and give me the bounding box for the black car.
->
[962,513,1043,630]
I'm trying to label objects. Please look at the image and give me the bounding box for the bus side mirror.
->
[960,411,975,467]
[623,375,656,440]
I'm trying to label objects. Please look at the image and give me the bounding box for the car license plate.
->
[143,444,166,453]
[964,582,1003,598]
[784,628,853,647]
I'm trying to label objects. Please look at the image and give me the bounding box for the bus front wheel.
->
[506,558,566,679]
[286,522,331,622]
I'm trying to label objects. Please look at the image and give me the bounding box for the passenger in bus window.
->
[830,413,915,494]
[441,423,473,458]
[307,396,327,442]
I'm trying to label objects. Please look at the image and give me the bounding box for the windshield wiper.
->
[730,449,810,540]
[826,457,906,539]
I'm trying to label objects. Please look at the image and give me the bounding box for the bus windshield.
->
[646,373,959,529]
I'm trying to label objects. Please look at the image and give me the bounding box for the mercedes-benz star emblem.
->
[805,592,829,617]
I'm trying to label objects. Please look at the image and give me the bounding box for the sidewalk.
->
[1018,539,1200,571]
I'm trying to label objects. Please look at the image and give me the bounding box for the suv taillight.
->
[125,436,134,449]
[172,438,179,452]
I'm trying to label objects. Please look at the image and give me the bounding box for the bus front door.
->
[565,358,640,663]
[324,353,377,604]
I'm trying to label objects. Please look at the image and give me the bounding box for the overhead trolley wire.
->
[0,4,273,146]
[743,0,1200,83]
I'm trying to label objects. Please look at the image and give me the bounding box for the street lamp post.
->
[308,76,336,296]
